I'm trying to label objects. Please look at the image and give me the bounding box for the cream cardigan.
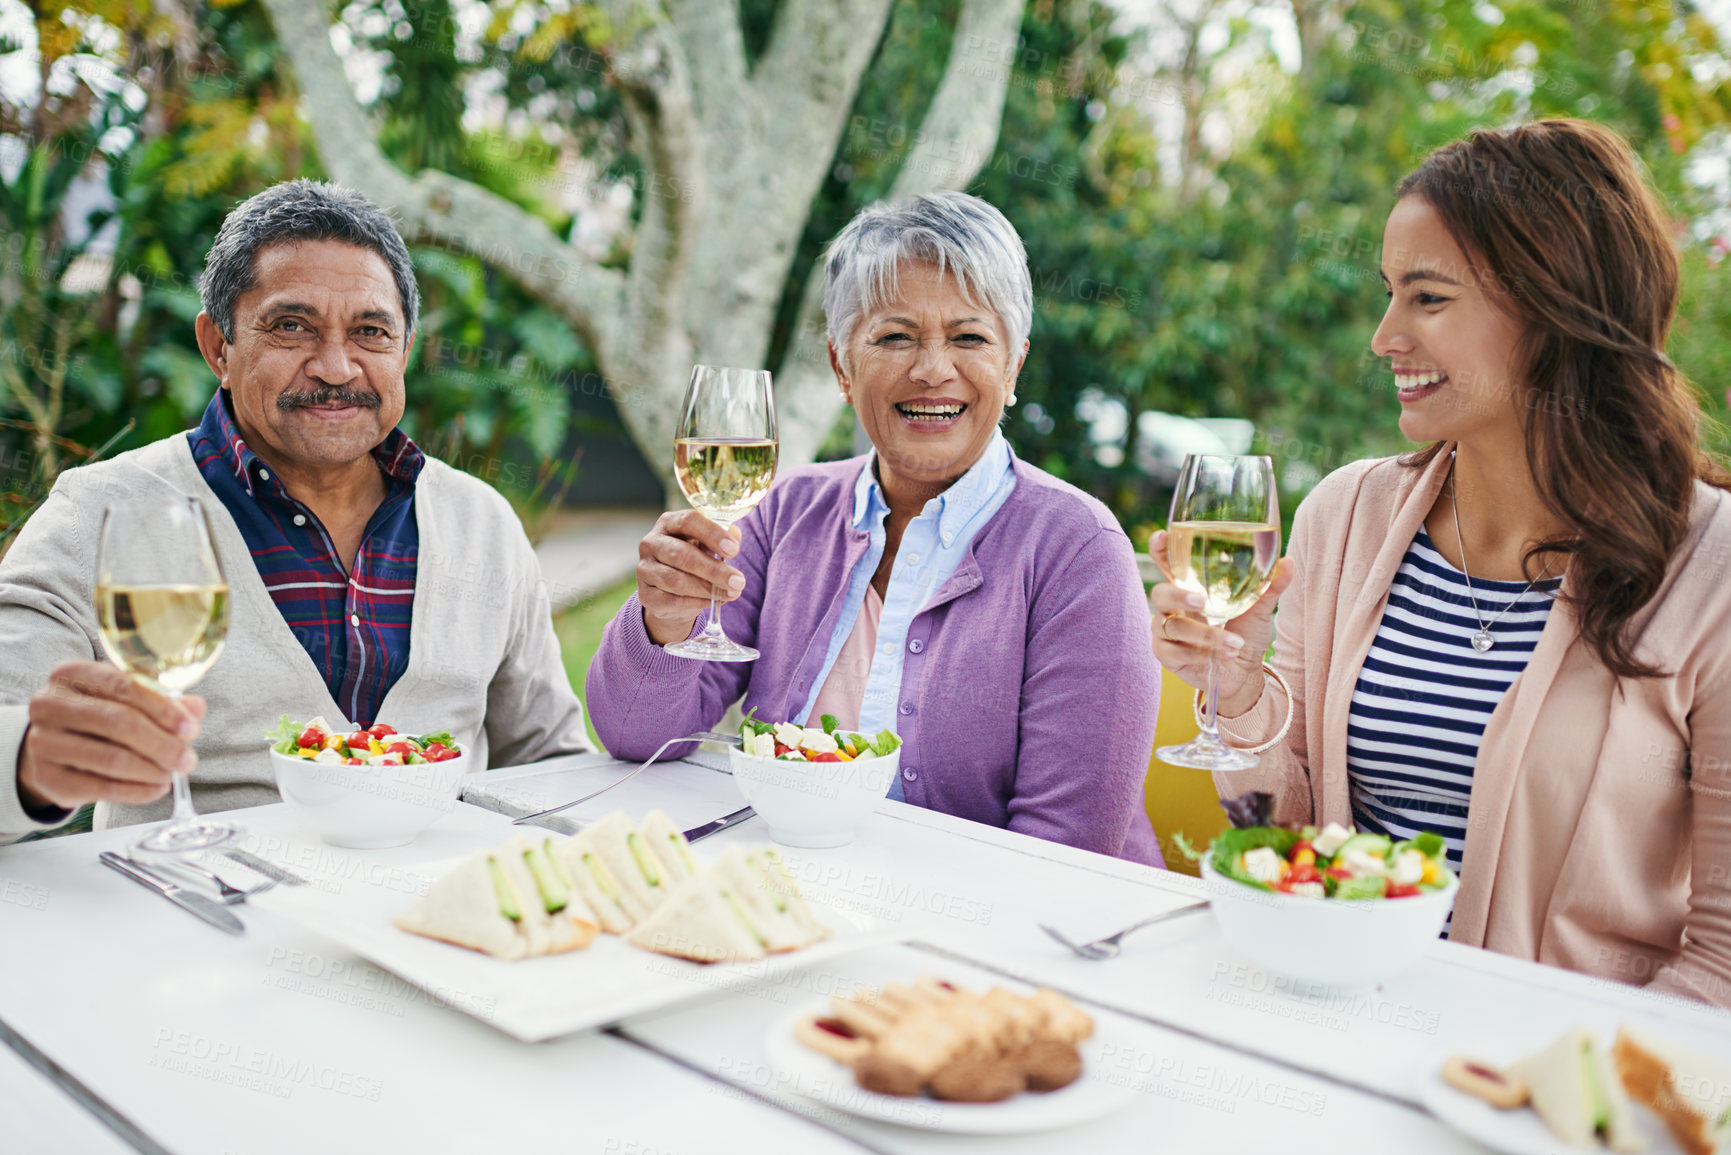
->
[0,434,593,839]
[1216,445,1731,1007]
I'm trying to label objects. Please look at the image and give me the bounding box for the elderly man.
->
[0,179,591,840]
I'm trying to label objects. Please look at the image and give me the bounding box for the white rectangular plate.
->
[253,856,904,1042]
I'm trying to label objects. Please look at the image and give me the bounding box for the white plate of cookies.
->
[763,974,1138,1133]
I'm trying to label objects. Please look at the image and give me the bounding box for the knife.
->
[99,852,246,936]
[682,806,756,844]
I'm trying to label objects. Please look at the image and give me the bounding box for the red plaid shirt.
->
[188,390,423,725]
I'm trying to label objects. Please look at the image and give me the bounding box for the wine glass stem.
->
[164,689,199,828]
[1200,626,1225,744]
[701,551,729,643]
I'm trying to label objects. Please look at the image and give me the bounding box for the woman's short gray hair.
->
[198,179,419,341]
[823,191,1031,368]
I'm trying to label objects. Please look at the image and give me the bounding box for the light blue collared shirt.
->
[797,430,1017,800]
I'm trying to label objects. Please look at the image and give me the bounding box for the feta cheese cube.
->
[772,722,804,749]
[303,716,331,735]
[311,748,343,764]
[800,728,839,754]
[1340,849,1387,877]
[751,732,775,758]
[1241,846,1284,884]
[1390,849,1425,886]
[1311,822,1353,858]
[1286,881,1326,899]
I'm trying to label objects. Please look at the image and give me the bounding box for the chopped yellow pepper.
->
[297,747,316,759]
[1292,847,1317,868]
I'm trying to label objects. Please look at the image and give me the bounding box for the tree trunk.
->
[262,0,1027,505]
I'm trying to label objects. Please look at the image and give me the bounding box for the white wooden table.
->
[1,752,1724,1154]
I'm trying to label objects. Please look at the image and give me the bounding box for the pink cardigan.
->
[1216,446,1731,1007]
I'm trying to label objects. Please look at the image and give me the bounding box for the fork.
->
[511,730,741,826]
[1040,901,1211,960]
[160,859,281,905]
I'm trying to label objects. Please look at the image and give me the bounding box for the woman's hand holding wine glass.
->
[636,512,747,646]
[657,364,777,663]
[1148,539,1293,719]
[1150,455,1287,771]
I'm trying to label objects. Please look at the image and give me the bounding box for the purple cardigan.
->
[586,452,1163,866]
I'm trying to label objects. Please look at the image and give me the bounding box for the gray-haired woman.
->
[588,191,1163,864]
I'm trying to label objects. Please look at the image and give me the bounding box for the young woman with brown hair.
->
[1150,119,1731,1006]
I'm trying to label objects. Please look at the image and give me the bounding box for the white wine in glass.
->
[1156,455,1281,772]
[666,364,777,662]
[96,495,238,856]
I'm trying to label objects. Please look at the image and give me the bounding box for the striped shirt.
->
[187,390,422,725]
[1346,528,1561,887]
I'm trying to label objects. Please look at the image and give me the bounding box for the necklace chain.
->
[1447,457,1554,653]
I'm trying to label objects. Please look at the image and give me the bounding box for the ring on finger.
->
[1159,614,1177,642]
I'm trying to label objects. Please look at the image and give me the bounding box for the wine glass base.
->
[131,819,238,858]
[665,636,760,663]
[1156,738,1260,772]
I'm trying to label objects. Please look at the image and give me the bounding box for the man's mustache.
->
[277,388,382,411]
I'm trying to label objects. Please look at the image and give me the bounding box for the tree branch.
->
[259,0,628,367]
[609,17,703,370]
[662,0,747,132]
[888,0,1027,198]
[773,0,1028,466]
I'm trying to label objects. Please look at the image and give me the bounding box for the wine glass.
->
[95,495,237,855]
[1155,454,1281,772]
[665,364,778,662]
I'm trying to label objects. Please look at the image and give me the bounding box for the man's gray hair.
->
[823,191,1032,369]
[198,179,420,341]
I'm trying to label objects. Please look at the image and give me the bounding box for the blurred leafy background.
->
[2,0,1728,550]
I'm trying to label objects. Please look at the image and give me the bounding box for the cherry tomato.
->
[386,741,417,758]
[774,743,794,757]
[1386,882,1421,899]
[1285,863,1323,885]
[808,752,843,762]
[370,723,397,737]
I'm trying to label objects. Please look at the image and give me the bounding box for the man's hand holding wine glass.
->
[16,662,205,814]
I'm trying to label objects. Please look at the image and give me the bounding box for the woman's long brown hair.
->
[1397,118,1729,679]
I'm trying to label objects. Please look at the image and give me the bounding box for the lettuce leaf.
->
[820,713,839,735]
[416,729,455,750]
[1333,874,1388,901]
[263,714,303,755]
[1209,826,1299,890]
[1392,832,1445,860]
[873,728,902,756]
[740,707,773,739]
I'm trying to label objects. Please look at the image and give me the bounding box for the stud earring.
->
[1007,392,1018,406]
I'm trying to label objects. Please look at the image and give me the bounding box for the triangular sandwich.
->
[1615,1025,1731,1155]
[1509,1028,1644,1151]
[625,876,768,963]
[574,811,671,917]
[709,845,827,952]
[550,830,640,933]
[393,852,531,960]
[639,810,699,885]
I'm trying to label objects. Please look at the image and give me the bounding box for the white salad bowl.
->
[727,745,899,849]
[1200,857,1458,989]
[270,747,468,849]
